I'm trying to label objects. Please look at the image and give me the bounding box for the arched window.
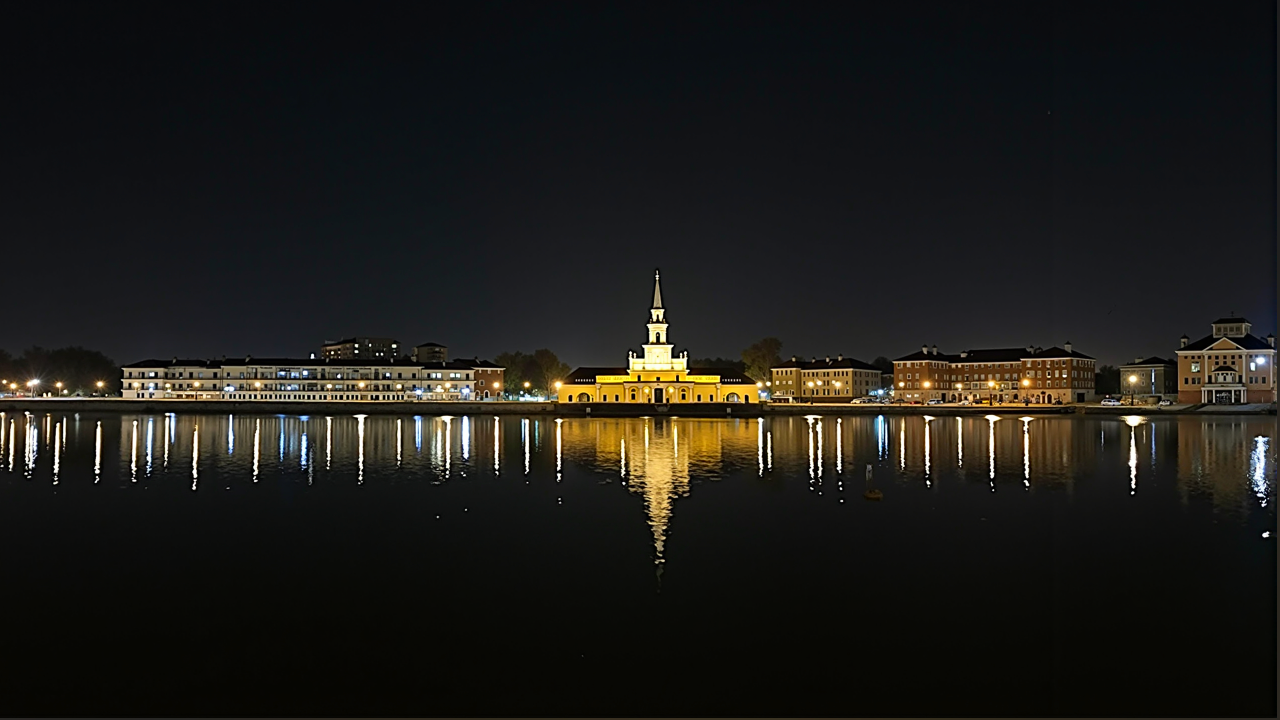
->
[656,332,662,343]
[577,393,591,402]
[726,392,740,402]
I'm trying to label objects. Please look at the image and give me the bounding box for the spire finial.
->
[652,268,663,309]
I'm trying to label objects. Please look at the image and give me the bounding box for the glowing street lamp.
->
[987,379,996,406]
[27,379,39,397]
[1127,374,1138,406]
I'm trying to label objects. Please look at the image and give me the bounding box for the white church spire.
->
[652,268,663,310]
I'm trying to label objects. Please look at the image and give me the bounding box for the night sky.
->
[5,2,1275,368]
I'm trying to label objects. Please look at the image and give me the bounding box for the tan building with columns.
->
[1175,317,1276,404]
[559,270,759,404]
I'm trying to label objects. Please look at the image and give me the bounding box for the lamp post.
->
[955,382,963,404]
[1127,374,1137,406]
[922,380,930,402]
[1021,378,1030,406]
[988,380,996,406]
[96,380,105,396]
[27,379,39,398]
[493,381,501,401]
[55,382,64,395]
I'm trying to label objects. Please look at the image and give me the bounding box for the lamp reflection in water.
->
[227,414,234,455]
[899,418,905,472]
[356,414,366,484]
[253,418,261,482]
[555,418,563,481]
[836,417,842,476]
[922,415,932,483]
[396,418,402,468]
[301,426,309,470]
[493,416,499,474]
[1020,417,1033,487]
[1251,436,1270,507]
[957,416,963,468]
[190,425,199,491]
[986,415,1000,486]
[93,420,102,482]
[325,417,332,470]
[1123,415,1144,495]
[52,420,60,485]
[7,418,15,472]
[129,419,137,482]
[522,418,530,476]
[807,416,815,481]
[757,419,763,477]
[766,424,774,471]
[163,413,171,470]
[816,419,823,482]
[442,416,452,478]
[145,417,154,476]
[621,437,627,478]
[415,416,423,453]
[461,416,470,462]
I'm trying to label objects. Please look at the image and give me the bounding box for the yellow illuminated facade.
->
[560,269,759,404]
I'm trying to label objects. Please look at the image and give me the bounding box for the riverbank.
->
[1,398,1274,417]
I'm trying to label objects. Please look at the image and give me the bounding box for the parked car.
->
[958,399,972,406]
[926,398,944,405]
[851,397,878,404]
[1101,398,1122,406]
[1157,399,1173,407]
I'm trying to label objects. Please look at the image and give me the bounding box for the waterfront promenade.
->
[1,398,1273,417]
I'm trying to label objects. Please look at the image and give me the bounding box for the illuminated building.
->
[892,343,1097,404]
[769,355,883,401]
[120,356,502,401]
[559,269,759,404]
[412,342,448,363]
[1118,356,1178,402]
[320,337,400,360]
[1175,317,1276,404]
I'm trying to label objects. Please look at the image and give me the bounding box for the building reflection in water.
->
[1177,416,1276,516]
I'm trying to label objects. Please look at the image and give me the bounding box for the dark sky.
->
[5,1,1275,368]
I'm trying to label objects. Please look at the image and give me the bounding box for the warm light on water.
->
[0,411,1274,717]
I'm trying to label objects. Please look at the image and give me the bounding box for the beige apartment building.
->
[893,342,1097,404]
[769,355,883,402]
[1176,317,1276,404]
[321,337,400,360]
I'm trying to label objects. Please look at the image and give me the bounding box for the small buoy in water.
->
[864,489,883,500]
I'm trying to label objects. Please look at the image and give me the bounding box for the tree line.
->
[0,346,120,395]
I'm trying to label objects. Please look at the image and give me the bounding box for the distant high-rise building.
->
[321,337,399,360]
[412,343,447,363]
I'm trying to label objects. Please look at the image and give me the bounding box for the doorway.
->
[654,387,664,403]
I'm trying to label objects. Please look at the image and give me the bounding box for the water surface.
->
[0,411,1274,716]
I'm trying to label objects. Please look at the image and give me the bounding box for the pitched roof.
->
[893,350,959,362]
[120,359,176,368]
[958,347,1032,362]
[1211,365,1237,373]
[415,342,446,348]
[772,356,881,371]
[1179,333,1274,352]
[1211,317,1250,325]
[1122,356,1175,367]
[563,367,630,384]
[1030,346,1095,360]
[694,368,759,384]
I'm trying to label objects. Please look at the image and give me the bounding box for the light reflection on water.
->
[1,412,1275,551]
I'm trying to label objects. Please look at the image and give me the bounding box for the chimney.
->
[825,356,830,363]
[837,354,842,361]
[1064,341,1072,354]
[931,345,938,355]
[1180,335,1189,348]
[1026,345,1034,354]
[791,356,797,362]
[960,351,968,359]
[171,356,177,364]
[1269,334,1275,348]
[921,344,928,354]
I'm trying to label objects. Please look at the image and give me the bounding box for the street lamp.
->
[1021,378,1030,405]
[27,379,39,397]
[96,381,105,395]
[988,379,996,406]
[1127,374,1138,405]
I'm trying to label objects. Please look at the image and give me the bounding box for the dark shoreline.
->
[0,398,1274,417]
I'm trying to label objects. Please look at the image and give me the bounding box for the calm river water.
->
[0,410,1274,716]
